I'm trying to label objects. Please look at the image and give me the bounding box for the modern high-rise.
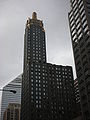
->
[21,12,76,120]
[68,0,90,119]
[0,74,22,120]
[3,103,21,120]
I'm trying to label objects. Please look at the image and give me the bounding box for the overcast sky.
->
[0,0,76,111]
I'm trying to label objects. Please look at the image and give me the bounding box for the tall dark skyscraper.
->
[68,0,90,119]
[21,12,76,120]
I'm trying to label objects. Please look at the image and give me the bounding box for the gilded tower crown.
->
[32,12,37,20]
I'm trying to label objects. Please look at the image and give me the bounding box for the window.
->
[31,91,33,94]
[31,72,33,74]
[39,105,41,108]
[36,80,38,83]
[31,96,33,99]
[36,76,38,79]
[31,83,33,86]
[43,88,45,91]
[36,96,38,99]
[39,80,41,83]
[39,92,41,95]
[31,79,33,82]
[36,105,38,108]
[39,88,41,91]
[39,96,41,99]
[36,88,38,91]
[36,84,38,87]
[31,87,33,90]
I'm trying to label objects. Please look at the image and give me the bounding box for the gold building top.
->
[32,12,37,20]
[26,12,45,32]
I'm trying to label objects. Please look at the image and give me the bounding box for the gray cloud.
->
[0,0,76,110]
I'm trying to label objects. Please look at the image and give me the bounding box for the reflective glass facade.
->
[0,75,22,120]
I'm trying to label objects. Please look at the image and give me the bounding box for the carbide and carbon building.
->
[21,12,76,120]
[68,0,90,119]
[0,75,22,120]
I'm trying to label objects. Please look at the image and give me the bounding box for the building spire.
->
[32,12,37,20]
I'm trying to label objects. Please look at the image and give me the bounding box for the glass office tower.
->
[0,75,22,120]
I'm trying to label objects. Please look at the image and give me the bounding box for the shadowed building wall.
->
[68,0,90,119]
